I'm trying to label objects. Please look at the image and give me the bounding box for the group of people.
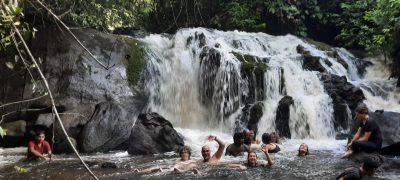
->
[26,103,383,179]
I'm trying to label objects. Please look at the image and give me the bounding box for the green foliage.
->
[14,165,29,173]
[0,126,7,137]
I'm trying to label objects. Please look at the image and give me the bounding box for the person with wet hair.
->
[270,132,282,144]
[261,133,281,153]
[298,143,309,156]
[243,130,260,146]
[229,148,274,170]
[173,146,200,173]
[27,130,53,161]
[201,135,225,164]
[343,103,382,158]
[225,132,250,156]
[337,155,381,179]
[178,146,191,161]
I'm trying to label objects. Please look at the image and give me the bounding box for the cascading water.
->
[141,28,341,139]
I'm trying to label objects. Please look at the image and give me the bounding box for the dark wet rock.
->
[195,32,206,47]
[80,101,134,153]
[350,152,385,166]
[199,47,221,106]
[101,162,118,169]
[232,52,267,104]
[53,111,89,143]
[128,113,184,155]
[297,45,326,72]
[276,96,294,138]
[369,111,400,147]
[319,73,365,122]
[235,102,264,137]
[332,103,351,131]
[1,28,144,138]
[380,142,400,156]
[53,137,77,154]
[1,120,26,136]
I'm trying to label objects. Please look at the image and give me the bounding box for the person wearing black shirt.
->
[343,103,383,158]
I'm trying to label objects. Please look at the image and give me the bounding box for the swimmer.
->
[244,130,261,146]
[201,135,225,164]
[298,143,309,156]
[261,133,281,153]
[229,148,273,170]
[225,132,250,157]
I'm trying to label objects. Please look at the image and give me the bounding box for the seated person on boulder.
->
[201,135,225,164]
[344,103,382,158]
[225,132,250,157]
[27,130,53,161]
[337,155,381,180]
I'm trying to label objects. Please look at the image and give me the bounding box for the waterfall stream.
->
[141,28,399,140]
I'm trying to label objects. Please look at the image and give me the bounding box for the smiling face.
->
[247,151,257,166]
[201,145,211,161]
[298,143,309,156]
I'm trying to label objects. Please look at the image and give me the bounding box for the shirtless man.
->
[201,135,225,164]
[225,132,249,157]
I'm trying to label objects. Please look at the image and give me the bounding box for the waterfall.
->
[139,28,399,140]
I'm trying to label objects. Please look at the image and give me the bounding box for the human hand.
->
[133,168,140,173]
[261,145,269,153]
[207,135,216,141]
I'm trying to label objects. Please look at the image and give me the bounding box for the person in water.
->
[135,146,197,174]
[244,130,260,146]
[270,132,282,144]
[201,135,225,164]
[229,148,273,170]
[298,143,309,156]
[225,132,250,156]
[343,103,382,158]
[173,146,199,173]
[27,130,53,161]
[261,133,281,153]
[337,155,381,180]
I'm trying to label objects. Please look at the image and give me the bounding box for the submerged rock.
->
[80,101,134,153]
[276,96,294,138]
[128,113,184,155]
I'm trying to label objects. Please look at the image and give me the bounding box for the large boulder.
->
[0,28,146,140]
[128,113,184,155]
[80,101,134,153]
[276,96,294,138]
[369,111,400,147]
[0,120,26,147]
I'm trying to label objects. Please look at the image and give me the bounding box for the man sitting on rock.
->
[201,135,225,164]
[225,132,249,157]
[337,155,381,180]
[343,103,383,158]
[27,130,53,161]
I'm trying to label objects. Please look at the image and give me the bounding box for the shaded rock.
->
[53,112,89,143]
[319,73,365,117]
[35,113,54,128]
[332,103,351,131]
[199,47,221,105]
[276,96,294,138]
[80,101,134,153]
[128,113,184,155]
[380,142,400,156]
[1,120,26,136]
[53,137,77,154]
[368,111,400,147]
[101,162,118,169]
[234,102,264,137]
[297,45,326,73]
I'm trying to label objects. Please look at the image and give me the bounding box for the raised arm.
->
[208,135,225,160]
[262,145,273,167]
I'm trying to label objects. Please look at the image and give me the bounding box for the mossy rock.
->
[303,38,333,51]
[232,51,268,75]
[122,37,147,86]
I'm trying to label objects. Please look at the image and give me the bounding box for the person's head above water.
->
[201,145,211,161]
[233,132,245,146]
[362,156,380,176]
[355,103,369,122]
[179,146,191,161]
[35,130,46,143]
[261,133,272,144]
[298,143,309,156]
[247,150,258,167]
